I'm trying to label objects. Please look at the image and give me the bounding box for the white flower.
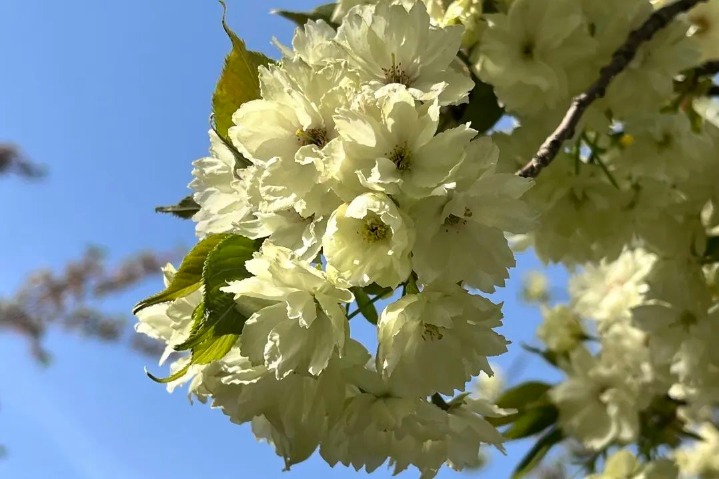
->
[377,283,507,397]
[332,84,474,201]
[410,138,534,292]
[334,0,474,105]
[222,243,352,378]
[135,266,200,364]
[675,423,719,478]
[631,257,712,367]
[323,192,414,287]
[550,347,642,450]
[253,211,328,262]
[229,60,354,165]
[617,113,714,183]
[442,0,484,47]
[604,18,701,120]
[190,130,256,238]
[418,397,510,477]
[588,449,678,479]
[522,270,550,303]
[278,20,344,66]
[134,264,209,393]
[526,157,632,264]
[318,366,508,478]
[588,450,642,479]
[229,61,355,219]
[579,0,651,68]
[135,263,197,364]
[476,0,597,115]
[319,367,449,475]
[332,0,373,23]
[332,0,455,25]
[569,248,655,330]
[536,305,584,353]
[205,342,369,468]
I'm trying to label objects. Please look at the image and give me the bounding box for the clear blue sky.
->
[0,1,564,478]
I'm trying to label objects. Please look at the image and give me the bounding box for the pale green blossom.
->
[222,243,352,378]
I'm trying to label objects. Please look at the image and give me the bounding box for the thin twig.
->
[517,0,708,178]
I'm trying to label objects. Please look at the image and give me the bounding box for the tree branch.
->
[0,247,179,362]
[708,85,719,96]
[0,144,45,179]
[517,0,708,178]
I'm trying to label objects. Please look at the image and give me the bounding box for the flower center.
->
[296,127,328,148]
[675,310,698,332]
[657,132,673,149]
[382,54,413,87]
[442,208,472,232]
[387,142,412,171]
[520,40,535,60]
[445,215,466,226]
[421,324,444,341]
[360,215,391,243]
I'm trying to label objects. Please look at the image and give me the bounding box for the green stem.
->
[594,154,620,190]
[347,293,388,320]
[581,131,620,189]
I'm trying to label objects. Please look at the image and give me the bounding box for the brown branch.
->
[517,0,708,178]
[0,144,45,179]
[0,247,179,362]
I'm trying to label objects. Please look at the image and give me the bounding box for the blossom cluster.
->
[497,0,719,474]
[137,1,534,476]
[134,0,719,477]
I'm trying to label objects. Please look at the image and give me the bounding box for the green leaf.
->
[350,287,379,324]
[191,332,240,365]
[133,234,231,314]
[496,381,553,410]
[511,427,564,479]
[147,363,191,384]
[503,405,559,440]
[212,1,272,141]
[362,283,394,297]
[521,343,561,367]
[272,3,336,27]
[148,235,260,384]
[212,124,252,168]
[176,234,259,350]
[154,195,200,220]
[485,411,521,427]
[405,272,420,295]
[459,79,504,134]
[485,381,554,428]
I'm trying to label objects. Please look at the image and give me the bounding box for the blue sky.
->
[0,1,564,478]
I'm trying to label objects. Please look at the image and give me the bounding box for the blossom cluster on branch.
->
[134,0,719,477]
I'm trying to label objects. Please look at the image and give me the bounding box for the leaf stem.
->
[347,293,388,320]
